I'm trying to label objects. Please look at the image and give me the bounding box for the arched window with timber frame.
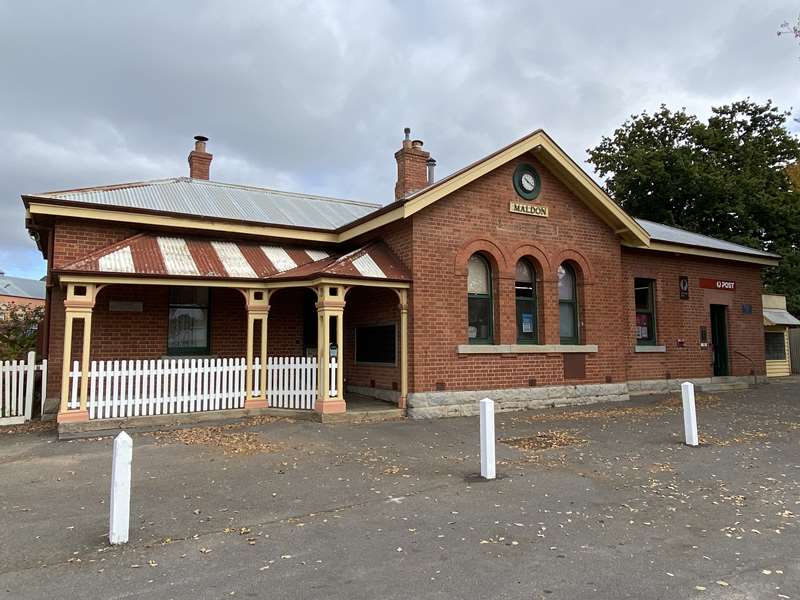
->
[467,253,493,344]
[515,259,538,344]
[558,263,579,344]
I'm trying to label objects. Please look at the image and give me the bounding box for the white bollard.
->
[681,381,699,447]
[109,431,133,545]
[480,398,496,480]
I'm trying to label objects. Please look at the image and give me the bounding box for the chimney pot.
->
[188,135,213,180]
[426,157,437,185]
[412,139,424,149]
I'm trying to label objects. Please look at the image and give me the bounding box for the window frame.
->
[467,254,494,345]
[558,263,579,345]
[354,322,398,367]
[764,331,787,361]
[634,278,657,346]
[515,259,538,344]
[167,287,211,356]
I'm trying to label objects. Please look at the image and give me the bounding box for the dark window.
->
[515,259,538,344]
[168,287,210,355]
[467,254,493,344]
[634,278,657,345]
[558,263,579,344]
[765,331,786,361]
[355,324,397,365]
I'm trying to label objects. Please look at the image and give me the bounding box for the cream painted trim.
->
[57,273,410,291]
[457,343,598,354]
[339,206,405,243]
[634,345,667,353]
[28,202,338,243]
[627,241,779,266]
[341,131,650,246]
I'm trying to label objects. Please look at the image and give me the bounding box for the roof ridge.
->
[184,178,383,209]
[33,177,182,197]
[34,176,383,210]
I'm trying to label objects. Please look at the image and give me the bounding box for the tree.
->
[587,99,800,313]
[778,13,800,44]
[0,303,44,360]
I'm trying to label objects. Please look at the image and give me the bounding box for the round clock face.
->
[513,164,541,200]
[520,172,536,192]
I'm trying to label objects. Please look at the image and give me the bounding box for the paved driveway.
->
[1,380,798,599]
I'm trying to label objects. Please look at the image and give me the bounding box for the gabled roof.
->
[0,274,45,300]
[57,234,410,283]
[28,177,379,231]
[341,129,651,246]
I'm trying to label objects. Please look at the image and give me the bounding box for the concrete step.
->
[321,408,405,424]
[696,382,751,392]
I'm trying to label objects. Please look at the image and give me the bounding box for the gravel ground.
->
[1,379,798,600]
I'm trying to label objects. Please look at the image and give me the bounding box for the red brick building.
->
[23,130,777,429]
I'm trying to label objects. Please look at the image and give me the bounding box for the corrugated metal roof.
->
[635,219,778,259]
[764,308,800,327]
[58,234,410,282]
[35,177,381,231]
[0,275,45,300]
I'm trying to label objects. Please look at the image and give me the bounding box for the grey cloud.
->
[0,0,797,278]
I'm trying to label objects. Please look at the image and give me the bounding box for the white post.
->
[681,381,699,447]
[109,431,133,545]
[480,397,496,480]
[24,351,35,422]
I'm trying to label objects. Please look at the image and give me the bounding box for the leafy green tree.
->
[587,99,800,312]
[0,303,44,360]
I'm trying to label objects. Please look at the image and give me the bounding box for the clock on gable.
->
[512,163,541,201]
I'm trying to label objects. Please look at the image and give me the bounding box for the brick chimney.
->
[394,127,432,199]
[188,135,212,180]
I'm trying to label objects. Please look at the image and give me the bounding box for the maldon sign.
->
[509,202,549,218]
[699,278,736,291]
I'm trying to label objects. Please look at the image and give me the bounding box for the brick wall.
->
[268,287,308,357]
[406,153,629,393]
[343,286,401,392]
[621,249,765,380]
[52,220,138,269]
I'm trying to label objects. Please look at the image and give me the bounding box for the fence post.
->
[109,431,133,545]
[480,398,496,480]
[39,359,48,421]
[24,351,35,421]
[681,381,699,447]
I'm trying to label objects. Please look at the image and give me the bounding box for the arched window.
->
[558,263,579,344]
[515,259,538,344]
[467,254,493,344]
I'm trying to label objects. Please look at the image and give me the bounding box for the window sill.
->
[457,344,598,355]
[634,345,666,353]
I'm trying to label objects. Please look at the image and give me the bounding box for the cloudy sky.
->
[0,0,797,279]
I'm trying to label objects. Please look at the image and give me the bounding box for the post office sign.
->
[699,278,736,291]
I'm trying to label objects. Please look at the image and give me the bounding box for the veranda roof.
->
[56,234,410,283]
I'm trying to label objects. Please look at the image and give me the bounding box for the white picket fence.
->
[0,351,48,426]
[68,355,334,420]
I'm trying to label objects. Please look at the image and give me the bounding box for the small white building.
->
[762,294,800,377]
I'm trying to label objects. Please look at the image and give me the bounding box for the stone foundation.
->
[406,376,763,419]
[628,375,764,395]
[407,383,629,419]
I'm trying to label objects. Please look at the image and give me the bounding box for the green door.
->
[710,304,729,376]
